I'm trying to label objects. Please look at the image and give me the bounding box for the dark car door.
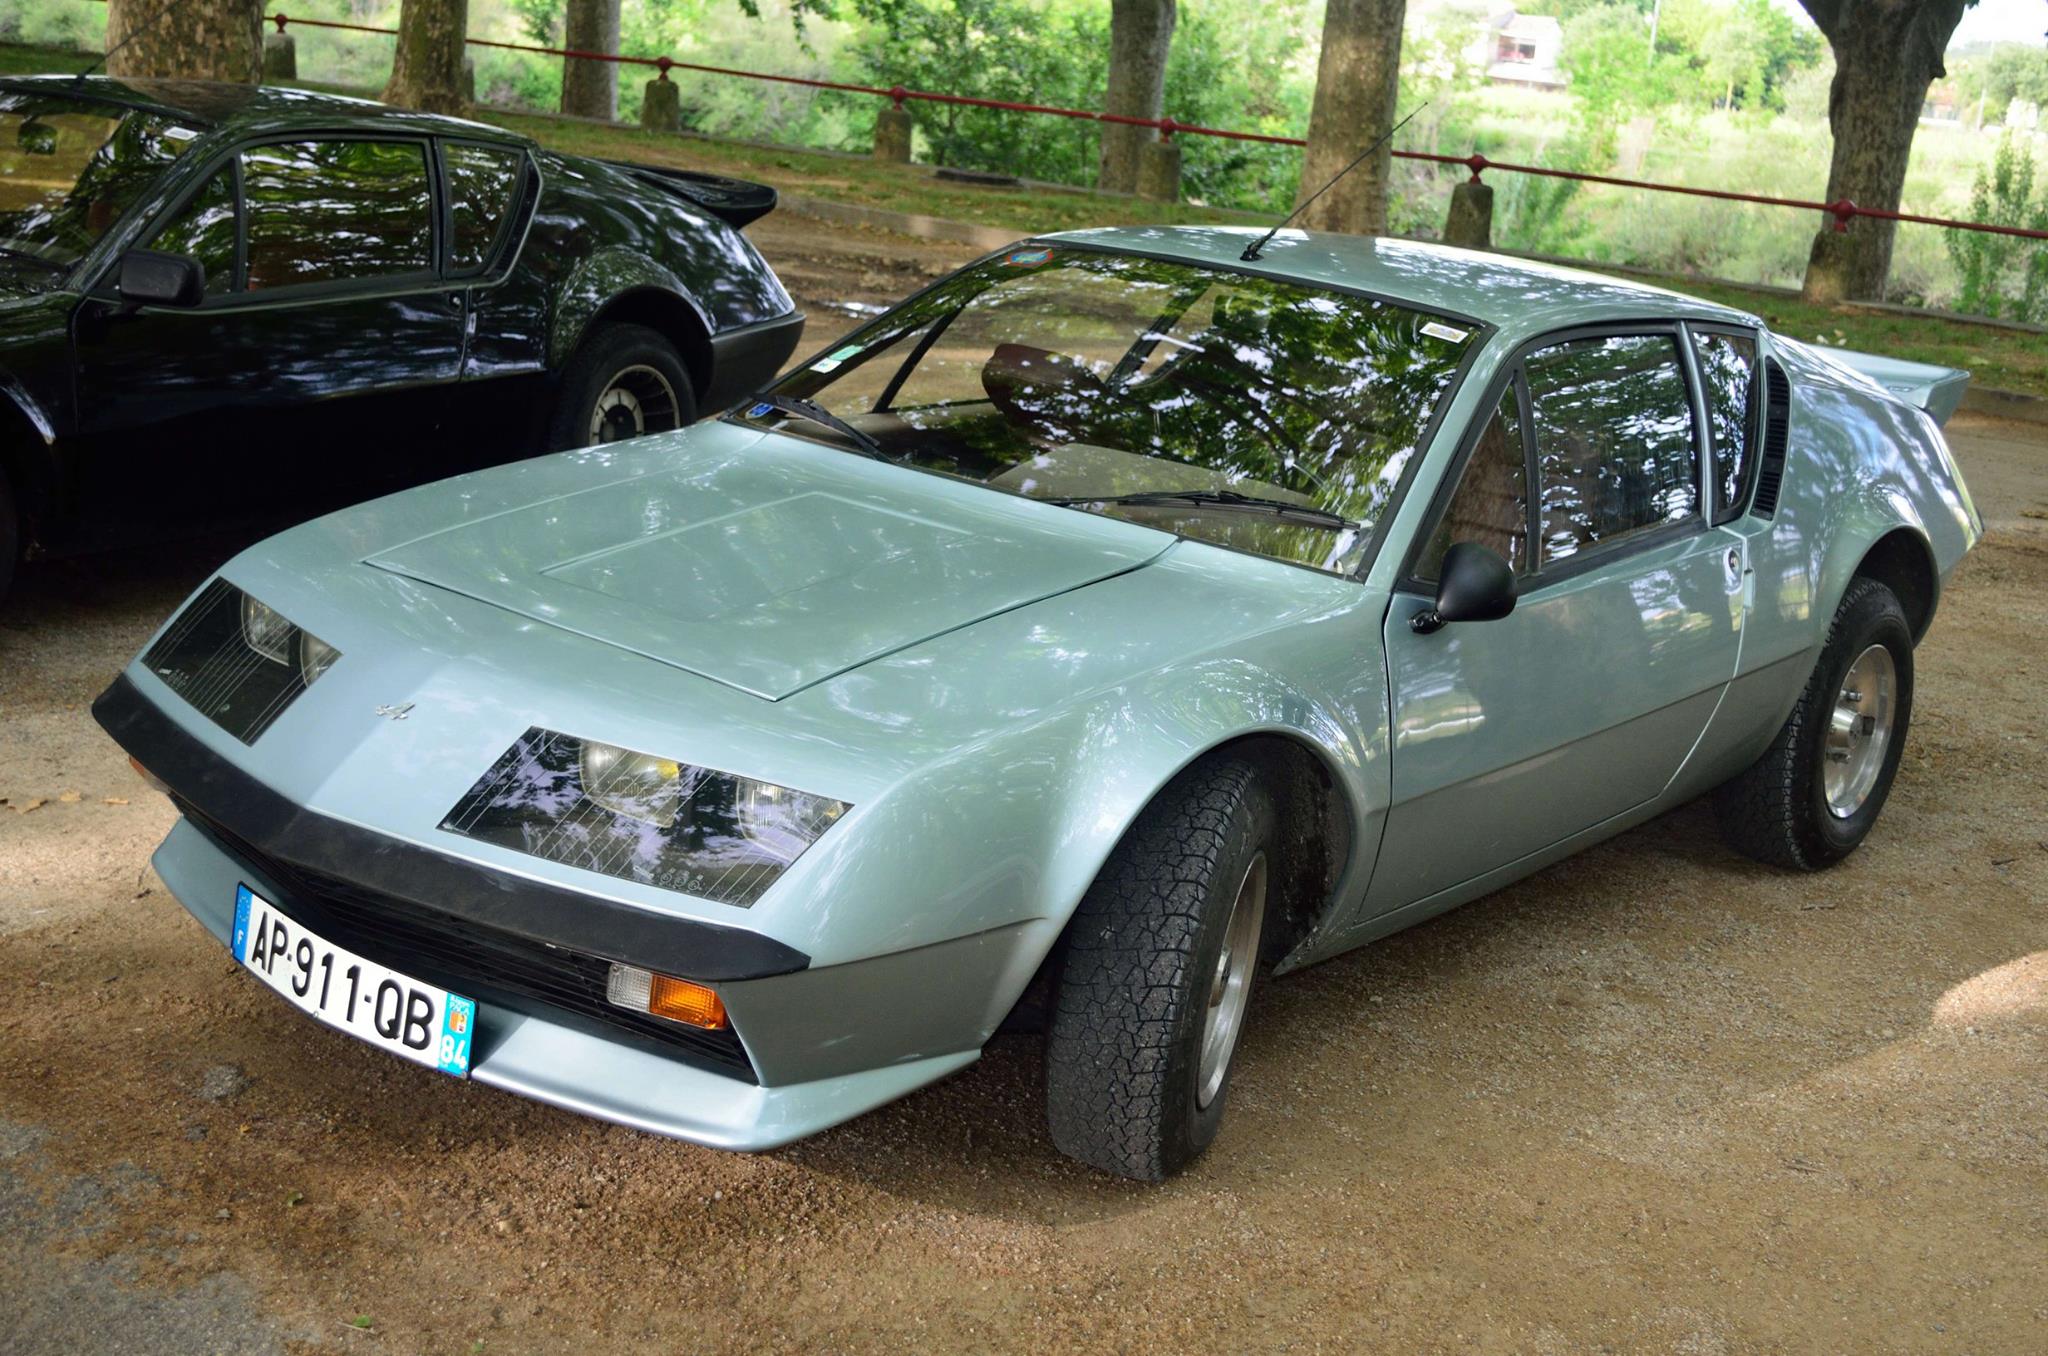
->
[1367,328,1748,915]
[69,136,464,525]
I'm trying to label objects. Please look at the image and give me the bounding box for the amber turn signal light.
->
[128,755,171,796]
[605,963,728,1030]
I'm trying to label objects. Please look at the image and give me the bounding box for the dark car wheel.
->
[547,323,697,451]
[1046,757,1276,1181]
[1715,577,1915,870]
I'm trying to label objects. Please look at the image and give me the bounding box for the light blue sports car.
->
[98,228,1979,1179]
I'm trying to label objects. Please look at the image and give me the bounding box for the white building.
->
[1472,9,1567,90]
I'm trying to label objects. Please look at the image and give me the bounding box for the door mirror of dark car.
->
[16,119,56,156]
[1411,542,1517,635]
[118,249,206,309]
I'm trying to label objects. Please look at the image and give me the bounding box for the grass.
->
[481,111,1266,234]
[3,42,2040,397]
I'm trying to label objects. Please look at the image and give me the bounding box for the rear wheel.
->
[1045,757,1276,1180]
[1715,577,1914,870]
[546,323,696,451]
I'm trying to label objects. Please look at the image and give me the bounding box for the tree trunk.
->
[1798,0,1968,303]
[104,0,260,84]
[1296,0,1406,236]
[1098,0,1176,195]
[383,0,469,115]
[561,0,622,123]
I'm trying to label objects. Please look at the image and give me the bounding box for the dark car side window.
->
[242,140,433,291]
[1416,382,1529,581]
[147,164,237,294]
[1692,329,1758,520]
[442,143,523,274]
[1526,334,1699,567]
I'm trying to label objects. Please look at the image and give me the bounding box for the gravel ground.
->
[1,218,2044,1354]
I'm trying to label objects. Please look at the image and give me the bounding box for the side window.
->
[1417,382,1528,581]
[148,165,237,294]
[1526,334,1699,567]
[1692,330,1758,519]
[442,143,523,273]
[242,140,432,291]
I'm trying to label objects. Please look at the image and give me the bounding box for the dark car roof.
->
[0,75,531,145]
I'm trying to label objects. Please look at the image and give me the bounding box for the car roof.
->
[1042,225,1761,338]
[0,75,529,145]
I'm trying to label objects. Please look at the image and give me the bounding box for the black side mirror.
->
[117,249,206,309]
[1411,542,1517,634]
[17,119,56,156]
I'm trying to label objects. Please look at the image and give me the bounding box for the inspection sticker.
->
[1421,321,1471,344]
[809,344,863,373]
[1003,247,1053,267]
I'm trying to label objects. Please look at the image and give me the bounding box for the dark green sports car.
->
[0,76,803,596]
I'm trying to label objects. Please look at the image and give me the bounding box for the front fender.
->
[0,366,55,445]
[761,548,1392,984]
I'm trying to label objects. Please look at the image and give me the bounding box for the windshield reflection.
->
[0,93,190,271]
[751,247,1478,574]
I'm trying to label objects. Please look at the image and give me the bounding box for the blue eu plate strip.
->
[231,883,254,962]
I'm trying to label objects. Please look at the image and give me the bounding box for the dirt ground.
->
[1,216,2044,1354]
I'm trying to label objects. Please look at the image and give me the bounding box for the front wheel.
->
[546,323,696,451]
[1045,757,1276,1180]
[1714,577,1915,870]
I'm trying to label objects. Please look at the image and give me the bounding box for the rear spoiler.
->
[1810,345,1971,427]
[606,161,777,229]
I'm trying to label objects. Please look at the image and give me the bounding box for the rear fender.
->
[548,249,709,370]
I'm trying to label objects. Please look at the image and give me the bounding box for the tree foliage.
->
[1944,134,2048,323]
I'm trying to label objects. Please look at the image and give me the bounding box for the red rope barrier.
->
[265,12,2048,243]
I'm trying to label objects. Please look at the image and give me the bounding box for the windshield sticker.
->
[1003,247,1053,267]
[1421,321,1471,344]
[809,344,863,373]
[164,126,199,142]
[746,402,774,418]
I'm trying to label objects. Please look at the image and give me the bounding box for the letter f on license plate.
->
[232,884,475,1077]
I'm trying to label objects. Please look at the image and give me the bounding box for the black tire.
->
[1714,577,1915,870]
[545,323,696,451]
[1046,757,1277,1181]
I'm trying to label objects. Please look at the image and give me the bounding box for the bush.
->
[1944,133,2048,324]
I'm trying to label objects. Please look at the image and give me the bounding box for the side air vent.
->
[1751,357,1791,517]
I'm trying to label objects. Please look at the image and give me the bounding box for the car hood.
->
[364,422,1174,700]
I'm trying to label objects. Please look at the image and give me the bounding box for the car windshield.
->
[751,246,1480,574]
[0,93,194,274]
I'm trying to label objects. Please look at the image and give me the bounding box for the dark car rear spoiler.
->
[607,161,778,229]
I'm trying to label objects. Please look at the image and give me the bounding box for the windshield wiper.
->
[0,245,66,274]
[742,394,890,460]
[1043,489,1358,532]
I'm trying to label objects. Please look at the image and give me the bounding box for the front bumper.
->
[98,674,1029,1150]
[152,819,973,1148]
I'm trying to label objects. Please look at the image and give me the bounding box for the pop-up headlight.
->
[441,728,848,907]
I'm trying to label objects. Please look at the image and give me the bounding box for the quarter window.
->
[242,140,432,291]
[442,143,523,273]
[1526,334,1699,566]
[1418,383,1528,580]
[148,164,237,294]
[1692,330,1758,519]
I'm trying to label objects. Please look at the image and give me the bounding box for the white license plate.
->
[231,884,475,1077]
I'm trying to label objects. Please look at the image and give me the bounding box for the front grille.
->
[178,802,757,1081]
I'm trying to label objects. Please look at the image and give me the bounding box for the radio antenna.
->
[75,0,189,85]
[1241,102,1427,262]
